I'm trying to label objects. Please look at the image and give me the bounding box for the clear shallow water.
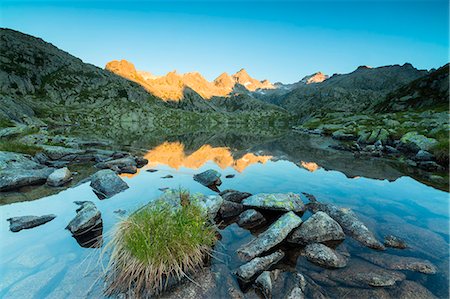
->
[0,136,449,298]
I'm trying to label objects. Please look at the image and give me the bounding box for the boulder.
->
[414,150,434,161]
[237,212,302,260]
[417,161,444,172]
[358,252,437,274]
[90,169,129,199]
[190,193,224,219]
[219,189,252,203]
[304,243,347,268]
[135,157,148,168]
[242,193,305,212]
[394,281,438,299]
[7,214,56,232]
[66,201,102,235]
[46,167,72,187]
[237,209,266,229]
[235,250,285,282]
[41,145,85,160]
[0,168,53,191]
[384,235,407,249]
[331,130,355,141]
[193,169,222,192]
[219,200,244,218]
[95,157,136,172]
[286,273,307,299]
[288,211,345,245]
[308,198,385,250]
[400,132,437,151]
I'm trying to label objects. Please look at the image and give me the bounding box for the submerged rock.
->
[90,169,129,199]
[219,189,252,203]
[304,243,347,268]
[193,169,222,192]
[46,167,72,187]
[66,201,102,236]
[358,252,437,274]
[161,174,174,179]
[237,209,266,229]
[225,174,235,178]
[219,200,244,218]
[7,214,56,232]
[242,193,305,212]
[235,250,285,282]
[384,235,407,249]
[394,280,437,299]
[324,259,405,288]
[288,211,345,245]
[308,197,385,250]
[237,212,302,260]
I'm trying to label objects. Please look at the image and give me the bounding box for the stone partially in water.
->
[288,211,345,245]
[384,235,407,249]
[308,198,385,250]
[235,250,285,282]
[89,169,129,199]
[7,214,56,232]
[219,200,244,218]
[190,193,223,219]
[237,212,302,260]
[400,132,437,151]
[242,193,305,212]
[66,201,102,236]
[46,167,72,187]
[219,189,252,203]
[193,169,222,192]
[304,243,347,268]
[237,209,266,229]
[255,271,272,298]
[358,252,437,274]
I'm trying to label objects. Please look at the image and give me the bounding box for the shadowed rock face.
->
[7,214,56,232]
[236,250,285,282]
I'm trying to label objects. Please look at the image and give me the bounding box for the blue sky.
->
[1,0,448,83]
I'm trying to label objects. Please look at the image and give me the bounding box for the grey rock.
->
[219,189,252,203]
[219,200,244,218]
[308,198,385,250]
[225,174,235,178]
[119,165,137,174]
[190,193,224,219]
[90,169,129,199]
[41,145,85,160]
[417,161,444,172]
[288,211,345,245]
[255,271,272,298]
[0,167,54,191]
[400,132,437,151]
[66,201,102,235]
[331,130,355,141]
[7,214,56,232]
[46,167,72,187]
[235,250,285,282]
[193,169,222,190]
[304,243,347,268]
[384,235,407,249]
[242,193,305,212]
[286,273,307,299]
[358,252,437,274]
[95,157,136,172]
[385,145,400,154]
[135,157,148,168]
[161,174,173,179]
[237,212,302,260]
[414,150,434,161]
[238,209,266,229]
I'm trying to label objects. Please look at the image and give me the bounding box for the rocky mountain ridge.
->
[105,60,275,101]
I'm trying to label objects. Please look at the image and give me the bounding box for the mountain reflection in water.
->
[0,130,448,298]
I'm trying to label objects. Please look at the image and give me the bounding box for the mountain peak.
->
[300,72,329,84]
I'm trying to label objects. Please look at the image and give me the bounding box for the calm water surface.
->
[0,133,448,298]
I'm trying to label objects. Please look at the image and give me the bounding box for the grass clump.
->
[104,200,217,297]
[0,141,42,155]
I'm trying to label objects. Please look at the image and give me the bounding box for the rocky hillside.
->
[375,64,449,112]
[0,29,289,128]
[105,60,274,101]
[260,64,429,117]
[0,28,168,126]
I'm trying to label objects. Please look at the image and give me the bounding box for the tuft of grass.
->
[430,138,449,166]
[0,118,15,128]
[104,201,217,297]
[0,141,43,155]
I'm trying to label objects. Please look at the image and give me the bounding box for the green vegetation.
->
[0,141,42,155]
[104,198,217,297]
[430,138,449,166]
[0,118,15,128]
